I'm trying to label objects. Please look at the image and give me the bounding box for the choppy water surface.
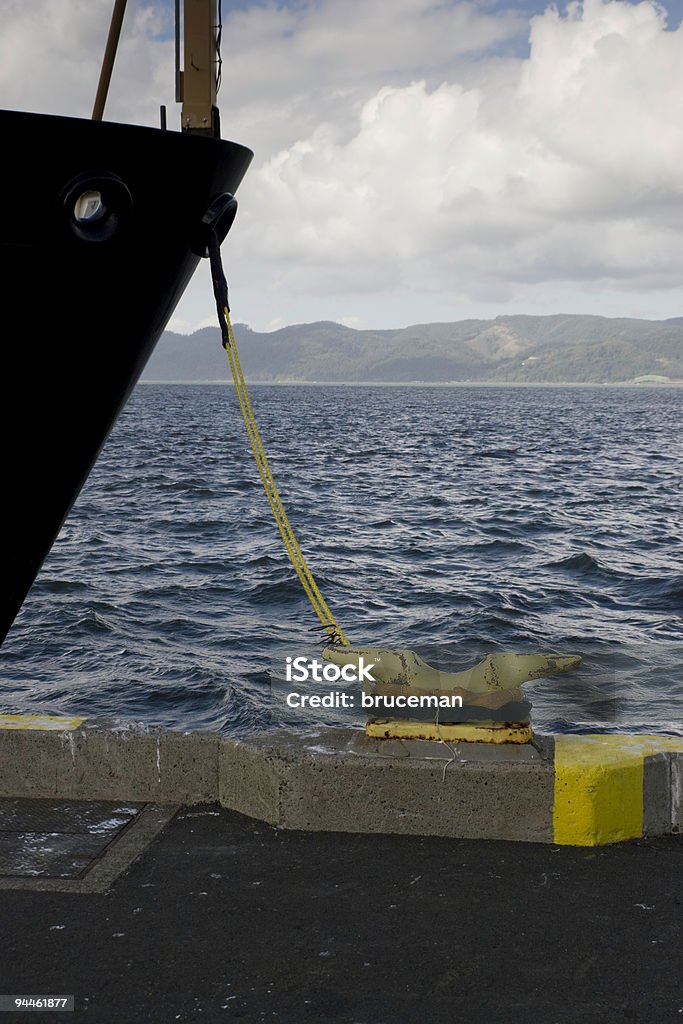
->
[2,383,682,735]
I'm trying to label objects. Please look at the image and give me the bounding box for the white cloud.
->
[218,0,524,156]
[0,0,172,123]
[236,0,683,313]
[2,0,682,329]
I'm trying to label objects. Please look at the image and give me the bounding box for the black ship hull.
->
[0,109,252,644]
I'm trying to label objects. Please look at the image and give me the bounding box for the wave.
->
[543,552,627,578]
[3,382,682,735]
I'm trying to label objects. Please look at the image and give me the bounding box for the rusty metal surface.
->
[365,719,534,743]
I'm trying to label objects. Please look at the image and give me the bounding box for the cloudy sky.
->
[2,0,683,331]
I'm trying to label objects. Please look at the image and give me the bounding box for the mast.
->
[91,0,128,121]
[177,0,222,138]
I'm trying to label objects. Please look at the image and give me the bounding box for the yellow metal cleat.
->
[323,646,582,743]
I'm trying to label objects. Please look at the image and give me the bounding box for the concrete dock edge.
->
[0,721,219,804]
[1,717,682,846]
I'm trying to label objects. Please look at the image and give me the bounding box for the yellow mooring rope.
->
[220,303,349,646]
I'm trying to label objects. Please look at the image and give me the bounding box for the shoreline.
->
[140,378,683,388]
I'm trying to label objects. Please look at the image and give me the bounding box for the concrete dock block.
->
[671,752,683,834]
[1,717,682,846]
[0,729,66,799]
[277,755,554,842]
[553,735,683,846]
[219,738,283,825]
[642,753,672,838]
[0,722,219,804]
[218,728,554,842]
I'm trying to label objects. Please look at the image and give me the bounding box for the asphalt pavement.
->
[1,804,682,1023]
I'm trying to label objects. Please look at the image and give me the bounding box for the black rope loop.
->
[308,622,347,646]
[208,230,231,350]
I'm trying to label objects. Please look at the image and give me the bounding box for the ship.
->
[0,0,252,645]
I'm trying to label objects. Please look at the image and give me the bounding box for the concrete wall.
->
[1,716,682,846]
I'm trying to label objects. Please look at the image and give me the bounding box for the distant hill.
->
[141,314,683,384]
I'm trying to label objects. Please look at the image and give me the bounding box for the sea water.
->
[2,383,682,736]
